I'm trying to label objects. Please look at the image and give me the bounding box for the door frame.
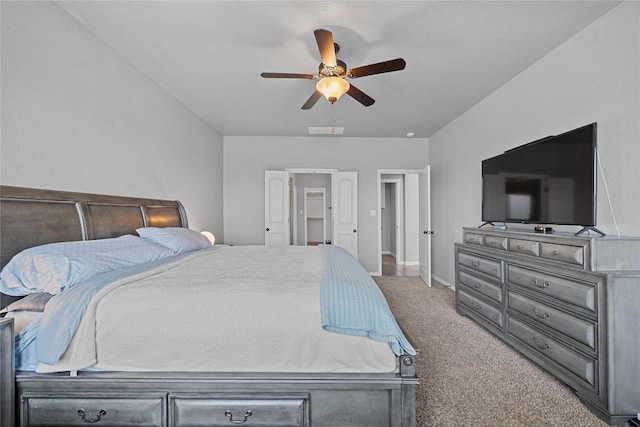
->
[376,169,424,277]
[287,169,336,246]
[291,179,298,245]
[380,178,403,263]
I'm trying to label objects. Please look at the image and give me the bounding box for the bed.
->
[0,185,418,427]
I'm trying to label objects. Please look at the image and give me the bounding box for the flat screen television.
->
[481,123,597,231]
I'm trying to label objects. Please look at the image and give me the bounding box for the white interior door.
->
[332,171,358,259]
[264,170,290,246]
[419,165,432,286]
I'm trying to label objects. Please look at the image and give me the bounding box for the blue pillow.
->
[136,227,211,254]
[0,235,173,296]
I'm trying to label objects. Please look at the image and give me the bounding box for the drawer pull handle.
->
[533,308,550,319]
[225,410,253,424]
[474,283,482,288]
[552,250,559,256]
[532,279,550,288]
[533,336,550,350]
[472,261,480,267]
[473,303,482,311]
[77,409,107,424]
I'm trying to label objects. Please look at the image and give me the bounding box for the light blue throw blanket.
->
[319,245,416,356]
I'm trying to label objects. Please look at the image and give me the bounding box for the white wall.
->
[0,1,224,238]
[429,1,640,287]
[223,136,428,273]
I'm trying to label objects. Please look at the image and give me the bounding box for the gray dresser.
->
[455,227,640,425]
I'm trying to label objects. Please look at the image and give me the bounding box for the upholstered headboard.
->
[0,185,188,308]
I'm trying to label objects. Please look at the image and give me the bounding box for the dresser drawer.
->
[484,235,508,251]
[459,270,503,303]
[507,317,597,390]
[464,232,484,246]
[507,291,596,351]
[458,288,503,330]
[22,395,166,426]
[540,242,585,266]
[508,238,540,256]
[506,265,597,314]
[458,252,503,280]
[170,396,307,427]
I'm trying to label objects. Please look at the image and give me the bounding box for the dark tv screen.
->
[482,123,597,226]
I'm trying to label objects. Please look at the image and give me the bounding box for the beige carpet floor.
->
[374,276,622,427]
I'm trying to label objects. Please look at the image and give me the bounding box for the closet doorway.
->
[265,169,358,259]
[289,172,333,247]
[304,188,326,246]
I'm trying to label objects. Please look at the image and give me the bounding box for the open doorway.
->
[304,188,326,246]
[378,172,420,277]
[267,168,359,258]
[289,173,332,246]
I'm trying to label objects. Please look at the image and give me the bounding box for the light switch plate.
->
[369,210,377,217]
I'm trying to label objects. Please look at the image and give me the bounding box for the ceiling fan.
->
[261,29,406,110]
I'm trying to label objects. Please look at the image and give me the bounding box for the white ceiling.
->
[57,1,619,139]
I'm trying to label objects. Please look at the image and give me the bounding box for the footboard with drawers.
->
[455,227,640,425]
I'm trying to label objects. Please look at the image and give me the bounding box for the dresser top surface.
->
[463,227,640,242]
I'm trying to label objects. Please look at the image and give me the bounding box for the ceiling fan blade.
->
[301,90,323,110]
[346,84,375,107]
[314,29,337,67]
[261,72,315,79]
[348,58,406,78]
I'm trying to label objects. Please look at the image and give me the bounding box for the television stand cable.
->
[597,146,621,237]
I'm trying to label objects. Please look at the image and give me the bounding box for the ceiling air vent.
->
[308,127,344,135]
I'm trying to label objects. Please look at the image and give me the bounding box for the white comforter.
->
[39,246,397,373]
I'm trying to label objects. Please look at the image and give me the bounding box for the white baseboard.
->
[368,271,455,291]
[432,274,455,290]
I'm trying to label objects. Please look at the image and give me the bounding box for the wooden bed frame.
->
[0,185,418,427]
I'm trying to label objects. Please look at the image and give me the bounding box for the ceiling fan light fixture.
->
[316,77,350,104]
[261,29,405,109]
